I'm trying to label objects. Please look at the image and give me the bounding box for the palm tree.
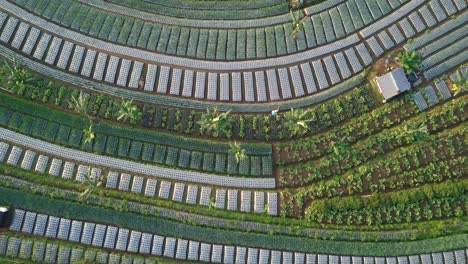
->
[282,108,313,137]
[117,99,142,125]
[229,141,247,163]
[451,70,467,96]
[82,123,95,144]
[290,10,307,39]
[398,51,422,74]
[197,108,233,138]
[78,170,106,203]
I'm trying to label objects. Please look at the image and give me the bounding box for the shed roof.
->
[376,68,411,100]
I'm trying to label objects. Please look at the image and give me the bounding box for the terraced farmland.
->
[0,0,466,263]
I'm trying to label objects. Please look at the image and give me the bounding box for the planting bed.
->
[0,0,466,263]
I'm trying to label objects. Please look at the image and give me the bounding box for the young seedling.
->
[228,141,247,164]
[82,123,95,144]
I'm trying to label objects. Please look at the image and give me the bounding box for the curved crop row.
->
[278,95,467,186]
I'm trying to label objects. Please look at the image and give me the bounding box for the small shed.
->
[376,67,411,102]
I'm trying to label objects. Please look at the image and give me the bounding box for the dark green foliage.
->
[274,25,287,56]
[129,141,143,160]
[166,27,181,55]
[93,134,107,153]
[255,28,267,58]
[146,25,162,50]
[18,115,34,134]
[117,18,135,44]
[56,125,71,144]
[141,143,154,161]
[153,145,167,164]
[250,156,262,176]
[165,147,179,166]
[137,23,152,49]
[51,0,73,23]
[107,16,124,42]
[176,28,190,56]
[186,29,199,57]
[42,0,59,19]
[189,151,202,170]
[70,5,90,31]
[7,112,23,130]
[117,138,131,157]
[196,29,208,58]
[202,153,214,171]
[265,27,276,57]
[127,20,143,47]
[88,12,107,37]
[214,153,226,173]
[43,122,59,141]
[156,27,171,53]
[33,0,50,15]
[262,156,273,176]
[236,29,246,59]
[238,157,250,175]
[67,128,82,147]
[226,30,237,60]
[226,155,238,174]
[206,30,218,60]
[104,136,118,155]
[24,0,39,11]
[60,2,81,27]
[30,118,47,137]
[98,15,116,40]
[0,108,12,126]
[105,0,288,20]
[177,150,191,168]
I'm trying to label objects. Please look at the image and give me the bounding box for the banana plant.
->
[451,69,467,96]
[283,108,314,137]
[2,59,35,93]
[198,108,233,138]
[82,123,95,144]
[78,171,106,203]
[398,50,422,74]
[68,92,89,115]
[228,141,247,163]
[117,98,143,125]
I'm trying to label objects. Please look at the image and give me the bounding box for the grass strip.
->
[0,92,272,178]
[0,165,428,242]
[0,186,467,255]
[0,139,465,241]
[0,93,270,154]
